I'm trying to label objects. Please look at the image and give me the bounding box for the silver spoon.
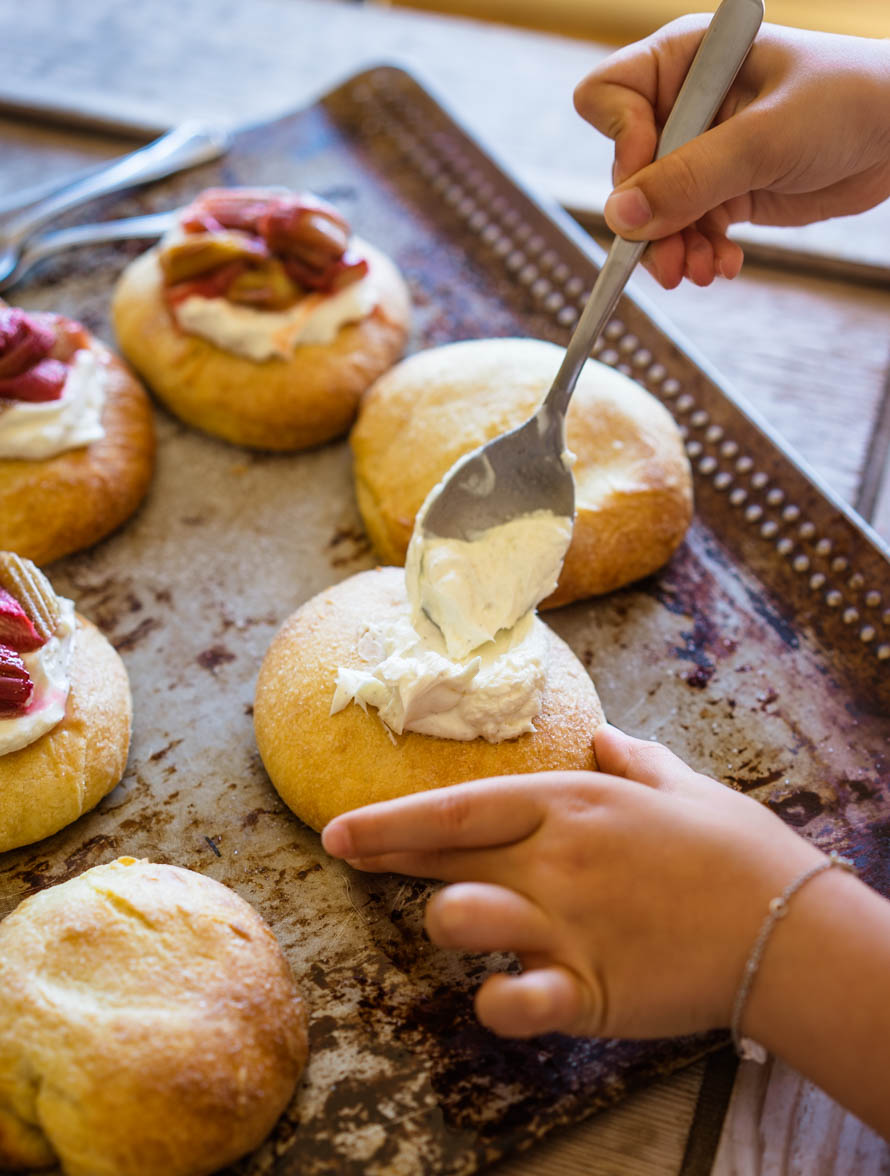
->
[0,122,228,291]
[417,0,764,549]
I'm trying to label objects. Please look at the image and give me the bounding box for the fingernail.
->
[643,255,662,286]
[604,187,651,233]
[599,722,628,738]
[720,253,743,280]
[594,722,629,749]
[526,982,556,1019]
[321,822,352,858]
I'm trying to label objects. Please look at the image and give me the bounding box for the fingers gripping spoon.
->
[409,0,764,654]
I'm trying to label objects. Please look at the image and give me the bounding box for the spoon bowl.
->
[419,403,573,542]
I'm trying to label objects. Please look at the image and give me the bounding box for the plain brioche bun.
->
[0,615,131,854]
[0,857,308,1176]
[253,566,604,832]
[351,337,693,607]
[111,241,411,451]
[0,335,155,566]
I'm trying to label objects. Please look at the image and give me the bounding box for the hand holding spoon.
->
[409,0,764,653]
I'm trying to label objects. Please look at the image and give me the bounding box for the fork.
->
[0,121,228,291]
[0,212,177,292]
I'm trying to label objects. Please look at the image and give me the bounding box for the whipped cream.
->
[331,604,548,742]
[0,349,107,460]
[406,510,573,660]
[170,243,378,361]
[0,597,76,756]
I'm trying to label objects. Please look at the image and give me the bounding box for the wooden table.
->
[1,1,888,1172]
[384,0,890,44]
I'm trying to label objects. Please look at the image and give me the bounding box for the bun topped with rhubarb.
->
[0,304,155,565]
[0,551,131,855]
[112,187,411,450]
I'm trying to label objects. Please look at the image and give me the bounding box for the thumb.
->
[594,724,698,792]
[603,115,764,240]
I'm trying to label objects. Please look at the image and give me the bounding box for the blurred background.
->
[368,0,888,42]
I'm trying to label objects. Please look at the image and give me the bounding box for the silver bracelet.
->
[730,849,856,1063]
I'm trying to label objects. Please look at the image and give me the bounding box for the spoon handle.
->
[543,0,764,422]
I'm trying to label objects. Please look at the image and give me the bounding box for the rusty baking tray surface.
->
[3,66,889,1175]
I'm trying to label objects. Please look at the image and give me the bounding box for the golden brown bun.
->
[254,567,604,832]
[112,241,412,450]
[0,857,308,1176]
[0,339,156,566]
[0,615,131,854]
[351,338,693,607]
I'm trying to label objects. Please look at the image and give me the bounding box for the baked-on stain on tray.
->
[1,66,888,1175]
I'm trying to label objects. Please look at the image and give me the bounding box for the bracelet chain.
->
[730,849,856,1063]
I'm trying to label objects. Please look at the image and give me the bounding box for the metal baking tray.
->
[2,66,889,1175]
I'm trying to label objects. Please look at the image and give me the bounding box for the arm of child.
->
[322,725,890,1140]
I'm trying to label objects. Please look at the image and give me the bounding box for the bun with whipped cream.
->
[254,566,603,832]
[0,305,155,565]
[0,552,131,853]
[351,337,693,607]
[112,188,412,450]
[0,857,308,1175]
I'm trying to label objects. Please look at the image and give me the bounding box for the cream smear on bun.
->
[333,447,575,741]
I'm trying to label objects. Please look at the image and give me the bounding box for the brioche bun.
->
[0,614,131,854]
[112,241,411,451]
[254,567,604,832]
[0,857,308,1175]
[0,336,155,565]
[351,338,692,606]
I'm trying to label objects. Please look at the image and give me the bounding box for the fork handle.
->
[0,122,229,249]
[543,0,764,422]
[0,212,178,293]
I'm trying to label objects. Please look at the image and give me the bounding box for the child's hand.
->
[573,22,890,288]
[322,725,821,1040]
